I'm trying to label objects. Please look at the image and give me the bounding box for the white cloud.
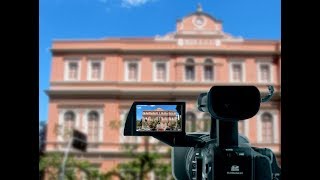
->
[150,105,155,107]
[98,0,155,9]
[137,107,141,109]
[121,0,153,8]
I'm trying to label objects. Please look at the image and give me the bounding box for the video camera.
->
[124,86,281,180]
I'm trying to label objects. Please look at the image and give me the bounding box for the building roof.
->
[181,3,222,23]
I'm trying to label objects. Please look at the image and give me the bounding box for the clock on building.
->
[195,17,204,26]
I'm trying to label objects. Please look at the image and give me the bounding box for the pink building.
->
[45,5,281,178]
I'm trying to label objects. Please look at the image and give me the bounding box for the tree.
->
[39,153,104,180]
[39,121,47,153]
[107,119,174,180]
[39,121,47,180]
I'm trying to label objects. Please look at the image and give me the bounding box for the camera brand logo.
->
[227,165,243,175]
[231,165,239,172]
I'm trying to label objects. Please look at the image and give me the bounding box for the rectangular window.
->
[125,61,139,81]
[129,63,137,81]
[232,64,242,82]
[69,63,78,80]
[88,60,103,81]
[258,63,272,83]
[64,59,81,81]
[153,61,168,82]
[229,61,245,82]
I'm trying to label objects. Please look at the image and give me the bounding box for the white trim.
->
[244,120,249,138]
[202,58,215,82]
[238,120,249,138]
[87,59,104,81]
[75,109,80,128]
[256,110,279,144]
[119,109,141,143]
[229,60,246,83]
[58,109,65,141]
[256,60,274,83]
[279,58,281,85]
[98,109,104,142]
[64,58,81,81]
[119,110,126,143]
[152,60,169,82]
[124,60,141,82]
[183,58,196,82]
[83,109,89,134]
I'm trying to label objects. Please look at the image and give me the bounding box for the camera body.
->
[124,86,281,180]
[172,133,281,180]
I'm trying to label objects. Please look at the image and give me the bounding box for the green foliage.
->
[136,120,142,129]
[176,118,181,129]
[109,119,122,129]
[106,136,174,180]
[167,120,177,129]
[104,152,173,180]
[39,153,104,179]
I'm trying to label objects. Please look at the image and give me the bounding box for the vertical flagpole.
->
[59,136,73,180]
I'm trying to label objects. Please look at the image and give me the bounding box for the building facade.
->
[140,108,180,131]
[45,6,281,177]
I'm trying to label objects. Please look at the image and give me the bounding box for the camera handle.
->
[261,85,274,103]
[210,116,239,147]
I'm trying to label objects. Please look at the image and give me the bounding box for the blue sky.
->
[39,0,280,122]
[136,105,178,120]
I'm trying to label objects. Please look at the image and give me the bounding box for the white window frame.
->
[58,109,80,142]
[87,59,104,81]
[238,120,249,138]
[83,109,104,143]
[183,58,196,82]
[256,59,273,83]
[152,60,169,82]
[202,58,215,82]
[256,110,279,144]
[64,58,81,81]
[229,60,246,83]
[119,109,142,143]
[124,60,141,82]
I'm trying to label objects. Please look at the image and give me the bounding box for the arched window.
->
[63,111,75,141]
[203,59,213,81]
[185,58,195,81]
[186,112,196,132]
[88,111,100,142]
[261,112,273,143]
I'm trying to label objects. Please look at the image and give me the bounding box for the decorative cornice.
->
[51,48,280,56]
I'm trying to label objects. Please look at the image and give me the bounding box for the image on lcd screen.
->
[136,104,182,132]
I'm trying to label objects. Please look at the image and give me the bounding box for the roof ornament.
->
[197,3,203,12]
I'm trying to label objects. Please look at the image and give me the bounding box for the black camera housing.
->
[207,86,261,120]
[124,86,281,180]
